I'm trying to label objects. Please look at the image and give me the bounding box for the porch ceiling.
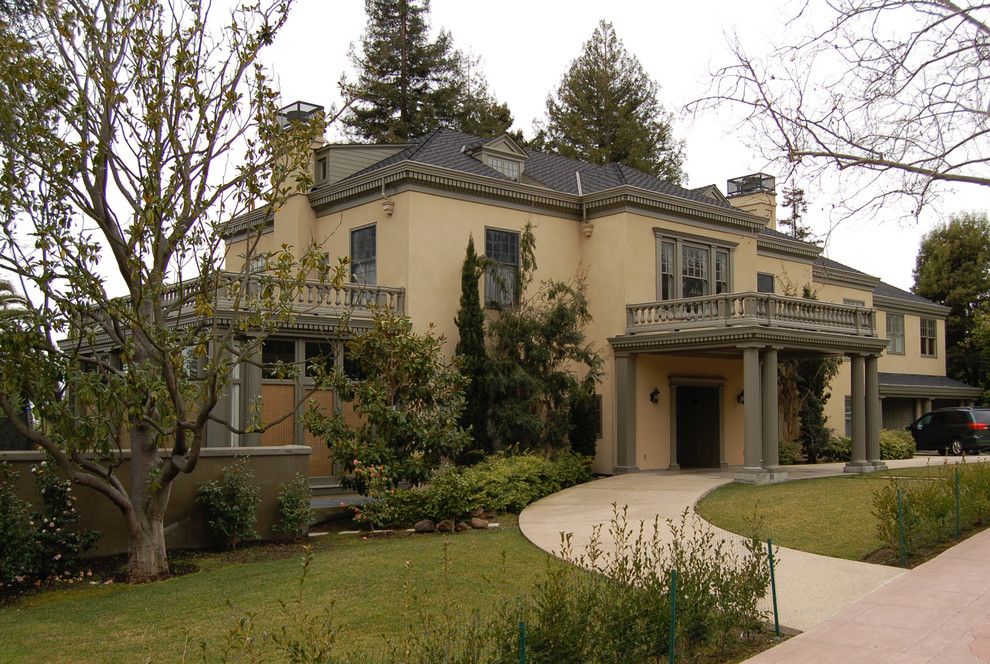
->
[608,325,889,357]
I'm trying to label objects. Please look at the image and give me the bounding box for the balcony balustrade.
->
[625,292,876,337]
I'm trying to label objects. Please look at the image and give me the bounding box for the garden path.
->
[518,456,975,634]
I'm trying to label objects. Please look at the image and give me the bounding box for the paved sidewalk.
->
[745,526,990,663]
[518,456,978,633]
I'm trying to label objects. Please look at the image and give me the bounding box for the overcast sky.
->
[262,0,986,291]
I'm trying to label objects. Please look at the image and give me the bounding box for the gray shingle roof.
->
[340,128,736,209]
[873,280,939,306]
[814,255,872,276]
[760,227,821,247]
[879,373,980,391]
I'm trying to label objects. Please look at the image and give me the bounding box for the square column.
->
[866,354,886,469]
[736,345,769,483]
[761,347,787,482]
[844,354,870,473]
[614,352,638,474]
[240,340,262,447]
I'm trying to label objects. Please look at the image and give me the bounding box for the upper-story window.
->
[757,273,775,294]
[485,228,519,308]
[483,155,521,180]
[350,225,376,285]
[886,313,905,354]
[655,232,734,300]
[315,157,328,183]
[920,318,937,357]
[248,254,267,274]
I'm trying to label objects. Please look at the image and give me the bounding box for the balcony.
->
[160,272,405,322]
[625,292,876,337]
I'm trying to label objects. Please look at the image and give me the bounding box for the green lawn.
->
[696,466,952,562]
[0,519,562,663]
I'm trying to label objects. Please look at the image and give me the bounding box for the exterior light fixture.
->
[736,391,745,404]
[649,387,661,404]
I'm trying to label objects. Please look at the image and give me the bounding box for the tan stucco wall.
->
[876,310,946,376]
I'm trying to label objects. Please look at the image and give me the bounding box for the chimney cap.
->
[277,101,324,128]
[727,173,775,197]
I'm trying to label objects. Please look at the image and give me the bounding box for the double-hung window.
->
[485,228,519,308]
[350,225,377,285]
[920,318,937,357]
[655,232,734,300]
[886,313,905,354]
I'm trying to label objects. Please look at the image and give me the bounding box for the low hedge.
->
[818,429,916,463]
[355,452,592,528]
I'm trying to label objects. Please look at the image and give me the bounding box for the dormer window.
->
[467,134,528,182]
[483,154,521,180]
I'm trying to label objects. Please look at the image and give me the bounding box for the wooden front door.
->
[676,386,720,468]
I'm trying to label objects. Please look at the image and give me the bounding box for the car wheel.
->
[950,439,964,456]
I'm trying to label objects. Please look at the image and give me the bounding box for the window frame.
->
[482,154,522,180]
[315,156,328,183]
[756,273,775,294]
[920,318,937,357]
[484,227,520,308]
[886,313,905,355]
[654,231,735,301]
[350,224,377,286]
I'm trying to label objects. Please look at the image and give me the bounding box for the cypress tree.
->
[454,236,490,459]
[535,20,684,183]
[343,0,513,142]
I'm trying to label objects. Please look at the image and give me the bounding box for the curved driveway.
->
[519,457,969,633]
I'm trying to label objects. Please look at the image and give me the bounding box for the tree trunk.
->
[127,517,169,582]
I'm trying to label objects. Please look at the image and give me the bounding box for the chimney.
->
[726,173,776,229]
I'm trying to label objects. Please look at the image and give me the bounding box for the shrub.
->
[31,460,99,581]
[0,460,97,589]
[778,438,803,465]
[356,453,593,528]
[880,428,916,460]
[873,461,990,557]
[819,435,852,462]
[201,506,773,663]
[273,474,314,540]
[197,457,261,548]
[0,463,36,587]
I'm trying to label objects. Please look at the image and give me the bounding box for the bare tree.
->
[689,1,990,217]
[0,0,348,581]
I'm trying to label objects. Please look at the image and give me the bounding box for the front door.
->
[676,386,720,468]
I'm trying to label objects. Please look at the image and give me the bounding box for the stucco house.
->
[218,103,981,484]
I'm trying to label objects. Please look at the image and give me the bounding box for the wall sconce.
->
[736,390,745,404]
[649,387,661,404]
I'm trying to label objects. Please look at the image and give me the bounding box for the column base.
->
[869,460,888,471]
[844,461,874,474]
[613,465,640,475]
[734,468,787,485]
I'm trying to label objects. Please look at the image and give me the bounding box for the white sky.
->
[263,0,987,291]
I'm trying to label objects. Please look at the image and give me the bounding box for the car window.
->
[916,414,933,428]
[975,411,990,424]
[932,412,951,426]
[949,412,969,424]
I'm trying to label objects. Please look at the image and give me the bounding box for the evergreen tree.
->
[454,236,491,460]
[343,0,513,142]
[778,186,813,241]
[914,212,990,397]
[535,20,684,183]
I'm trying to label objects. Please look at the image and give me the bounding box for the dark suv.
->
[906,408,990,455]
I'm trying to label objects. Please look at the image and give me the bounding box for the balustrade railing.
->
[626,292,876,337]
[160,272,405,318]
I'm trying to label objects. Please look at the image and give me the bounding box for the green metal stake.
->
[767,539,781,637]
[955,467,961,539]
[518,621,526,664]
[669,570,677,664]
[897,487,907,567]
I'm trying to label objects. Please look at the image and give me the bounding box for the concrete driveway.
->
[518,456,974,633]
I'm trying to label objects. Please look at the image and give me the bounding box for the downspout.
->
[576,171,593,237]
